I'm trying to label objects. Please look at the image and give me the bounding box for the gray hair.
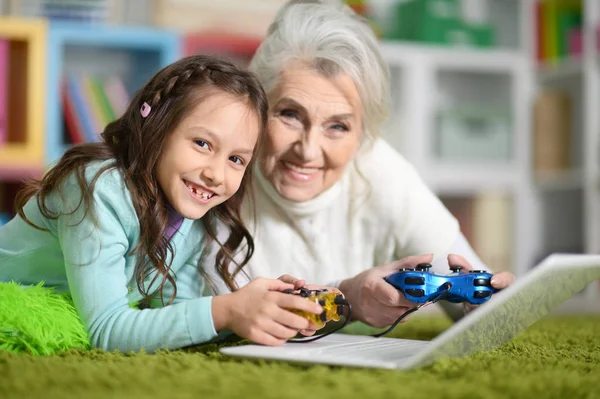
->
[249,0,391,141]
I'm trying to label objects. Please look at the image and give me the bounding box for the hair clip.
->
[140,102,151,118]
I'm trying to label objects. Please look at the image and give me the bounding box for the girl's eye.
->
[229,156,245,166]
[195,140,210,150]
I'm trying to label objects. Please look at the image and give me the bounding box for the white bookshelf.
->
[379,41,536,281]
[379,0,600,307]
[525,0,600,302]
[581,0,600,300]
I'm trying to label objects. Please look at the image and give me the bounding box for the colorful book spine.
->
[536,2,545,63]
[66,74,97,143]
[61,74,128,145]
[80,74,106,135]
[61,79,85,144]
[535,0,582,65]
[103,76,129,118]
[89,76,116,124]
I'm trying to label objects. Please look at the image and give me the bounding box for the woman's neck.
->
[254,166,344,216]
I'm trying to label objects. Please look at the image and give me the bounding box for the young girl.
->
[0,55,325,353]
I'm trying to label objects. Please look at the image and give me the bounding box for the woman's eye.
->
[279,109,298,120]
[195,140,210,149]
[230,156,245,166]
[331,123,349,132]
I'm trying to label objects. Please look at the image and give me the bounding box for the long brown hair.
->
[15,55,268,303]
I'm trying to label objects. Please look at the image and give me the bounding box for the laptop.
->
[220,253,600,370]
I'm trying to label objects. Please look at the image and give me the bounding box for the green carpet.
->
[1,315,599,399]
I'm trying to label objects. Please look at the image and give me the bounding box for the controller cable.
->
[370,282,452,338]
[287,282,451,343]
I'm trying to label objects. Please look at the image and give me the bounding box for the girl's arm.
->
[58,177,218,353]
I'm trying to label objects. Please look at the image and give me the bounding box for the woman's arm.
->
[336,141,513,326]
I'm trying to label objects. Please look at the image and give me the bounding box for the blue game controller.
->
[384,263,499,305]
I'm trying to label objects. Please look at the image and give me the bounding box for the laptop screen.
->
[411,254,600,368]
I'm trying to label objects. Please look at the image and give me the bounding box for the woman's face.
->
[260,64,363,202]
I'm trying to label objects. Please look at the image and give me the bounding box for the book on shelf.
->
[0,39,7,147]
[61,73,129,145]
[7,0,111,23]
[535,0,583,65]
[442,192,513,274]
[533,90,572,174]
[184,31,262,68]
[153,0,285,37]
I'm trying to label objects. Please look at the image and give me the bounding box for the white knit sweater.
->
[203,139,488,295]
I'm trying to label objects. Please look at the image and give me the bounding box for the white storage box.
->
[434,106,512,161]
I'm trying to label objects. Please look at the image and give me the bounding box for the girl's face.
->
[261,64,363,202]
[157,91,260,220]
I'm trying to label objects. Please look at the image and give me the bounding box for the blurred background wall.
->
[0,0,598,309]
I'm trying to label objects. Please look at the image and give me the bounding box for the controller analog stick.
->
[449,265,463,273]
[416,263,432,271]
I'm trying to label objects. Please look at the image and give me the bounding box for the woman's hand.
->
[447,254,515,313]
[211,277,323,346]
[337,253,517,328]
[337,254,431,328]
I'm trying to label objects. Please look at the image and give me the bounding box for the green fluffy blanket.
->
[1,282,599,399]
[0,281,90,354]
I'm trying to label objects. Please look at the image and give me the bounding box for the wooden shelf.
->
[534,169,584,191]
[536,56,583,84]
[380,41,526,72]
[0,164,43,181]
[0,17,47,172]
[184,30,262,57]
[425,163,519,195]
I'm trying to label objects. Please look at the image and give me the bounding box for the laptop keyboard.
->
[315,338,430,362]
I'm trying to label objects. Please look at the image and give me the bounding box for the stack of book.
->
[535,0,583,65]
[442,193,513,274]
[533,90,572,174]
[61,73,129,144]
[9,0,111,23]
[387,0,495,47]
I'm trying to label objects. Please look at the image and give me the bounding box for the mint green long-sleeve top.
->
[0,161,218,352]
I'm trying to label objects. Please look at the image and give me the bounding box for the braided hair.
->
[16,55,269,303]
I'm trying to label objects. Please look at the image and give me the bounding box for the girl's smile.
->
[183,179,216,203]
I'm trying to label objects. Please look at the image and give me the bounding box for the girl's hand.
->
[277,274,343,336]
[277,274,343,295]
[211,278,323,346]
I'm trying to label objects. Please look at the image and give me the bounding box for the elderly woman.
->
[205,0,515,328]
